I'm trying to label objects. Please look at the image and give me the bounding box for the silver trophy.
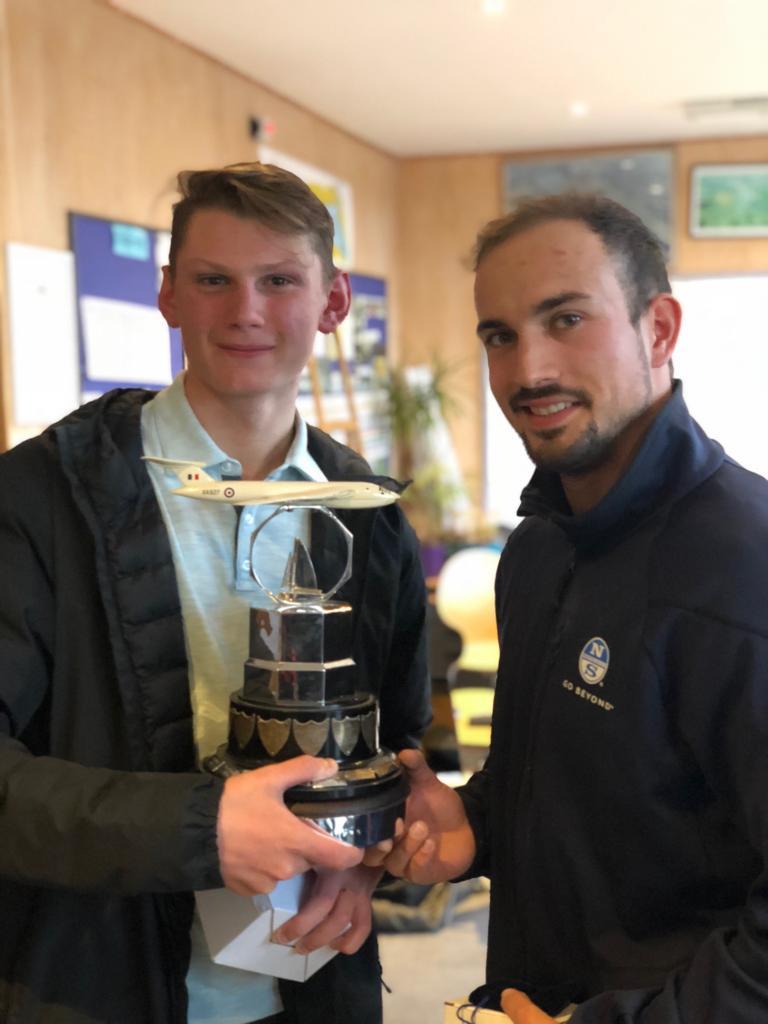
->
[204,501,408,847]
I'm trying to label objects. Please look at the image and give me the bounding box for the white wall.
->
[483,359,534,529]
[672,274,768,478]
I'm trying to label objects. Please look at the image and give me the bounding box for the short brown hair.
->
[473,193,671,325]
[168,162,335,282]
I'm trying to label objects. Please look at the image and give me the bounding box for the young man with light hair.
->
[0,162,430,1024]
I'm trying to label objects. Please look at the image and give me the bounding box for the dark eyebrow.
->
[532,291,590,316]
[477,291,592,337]
[476,318,508,338]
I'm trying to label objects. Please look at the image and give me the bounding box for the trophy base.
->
[203,747,408,847]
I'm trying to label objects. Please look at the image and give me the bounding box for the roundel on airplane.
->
[578,636,610,685]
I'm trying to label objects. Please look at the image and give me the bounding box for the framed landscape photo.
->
[503,149,673,251]
[690,164,768,238]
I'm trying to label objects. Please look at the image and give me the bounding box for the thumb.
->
[501,988,553,1023]
[258,755,339,794]
[398,748,436,787]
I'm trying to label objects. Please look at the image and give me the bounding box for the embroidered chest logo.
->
[578,636,610,686]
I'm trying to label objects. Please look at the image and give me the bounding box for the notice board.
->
[69,212,184,399]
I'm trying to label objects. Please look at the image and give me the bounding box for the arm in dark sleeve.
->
[0,446,224,897]
[456,765,492,879]
[0,736,225,895]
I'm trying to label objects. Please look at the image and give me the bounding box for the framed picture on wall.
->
[502,149,674,252]
[689,164,768,238]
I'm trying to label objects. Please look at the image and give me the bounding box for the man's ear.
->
[646,292,682,370]
[318,271,351,333]
[158,266,180,328]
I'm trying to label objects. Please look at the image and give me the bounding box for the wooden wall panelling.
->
[396,155,500,508]
[0,0,12,450]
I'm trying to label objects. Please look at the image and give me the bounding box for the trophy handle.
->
[248,503,354,604]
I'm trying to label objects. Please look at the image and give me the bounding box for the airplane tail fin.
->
[142,456,214,486]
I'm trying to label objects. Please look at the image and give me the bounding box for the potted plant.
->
[383,360,467,576]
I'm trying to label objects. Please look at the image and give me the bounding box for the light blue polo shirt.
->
[142,372,325,1024]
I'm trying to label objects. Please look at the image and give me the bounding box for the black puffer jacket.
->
[0,389,430,1023]
[461,383,768,1022]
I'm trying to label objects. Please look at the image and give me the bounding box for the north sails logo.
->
[578,636,609,686]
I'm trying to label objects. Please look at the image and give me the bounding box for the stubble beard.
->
[521,418,612,476]
[517,332,653,477]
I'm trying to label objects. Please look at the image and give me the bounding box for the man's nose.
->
[512,329,559,389]
[228,282,266,327]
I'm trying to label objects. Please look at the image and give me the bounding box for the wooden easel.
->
[307,330,364,454]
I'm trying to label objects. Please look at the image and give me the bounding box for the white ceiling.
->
[110,0,768,156]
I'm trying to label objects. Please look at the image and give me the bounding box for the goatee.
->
[522,420,620,476]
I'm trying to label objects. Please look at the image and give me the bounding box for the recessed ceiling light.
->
[569,101,590,118]
[482,0,507,15]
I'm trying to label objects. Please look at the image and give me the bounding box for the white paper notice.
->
[6,242,79,427]
[80,295,172,385]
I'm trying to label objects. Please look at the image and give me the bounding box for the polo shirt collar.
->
[146,372,324,481]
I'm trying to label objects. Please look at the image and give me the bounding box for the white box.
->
[196,874,339,982]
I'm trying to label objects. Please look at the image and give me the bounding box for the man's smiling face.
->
[475,218,659,480]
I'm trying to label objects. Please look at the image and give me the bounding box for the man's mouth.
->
[510,394,587,433]
[527,400,576,417]
[218,342,275,354]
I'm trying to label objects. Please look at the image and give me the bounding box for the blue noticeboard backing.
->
[70,212,184,395]
[349,272,387,359]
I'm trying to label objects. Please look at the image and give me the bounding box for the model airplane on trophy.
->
[142,457,399,508]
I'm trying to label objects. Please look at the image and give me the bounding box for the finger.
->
[404,838,438,885]
[361,823,401,867]
[274,892,337,945]
[398,748,428,774]
[225,872,276,897]
[380,820,429,877]
[294,890,358,953]
[291,820,363,872]
[273,869,344,944]
[362,845,390,867]
[257,755,339,793]
[398,750,441,794]
[404,837,436,883]
[501,988,555,1023]
[331,903,372,955]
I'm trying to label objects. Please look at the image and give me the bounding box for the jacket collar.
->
[518,381,724,548]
